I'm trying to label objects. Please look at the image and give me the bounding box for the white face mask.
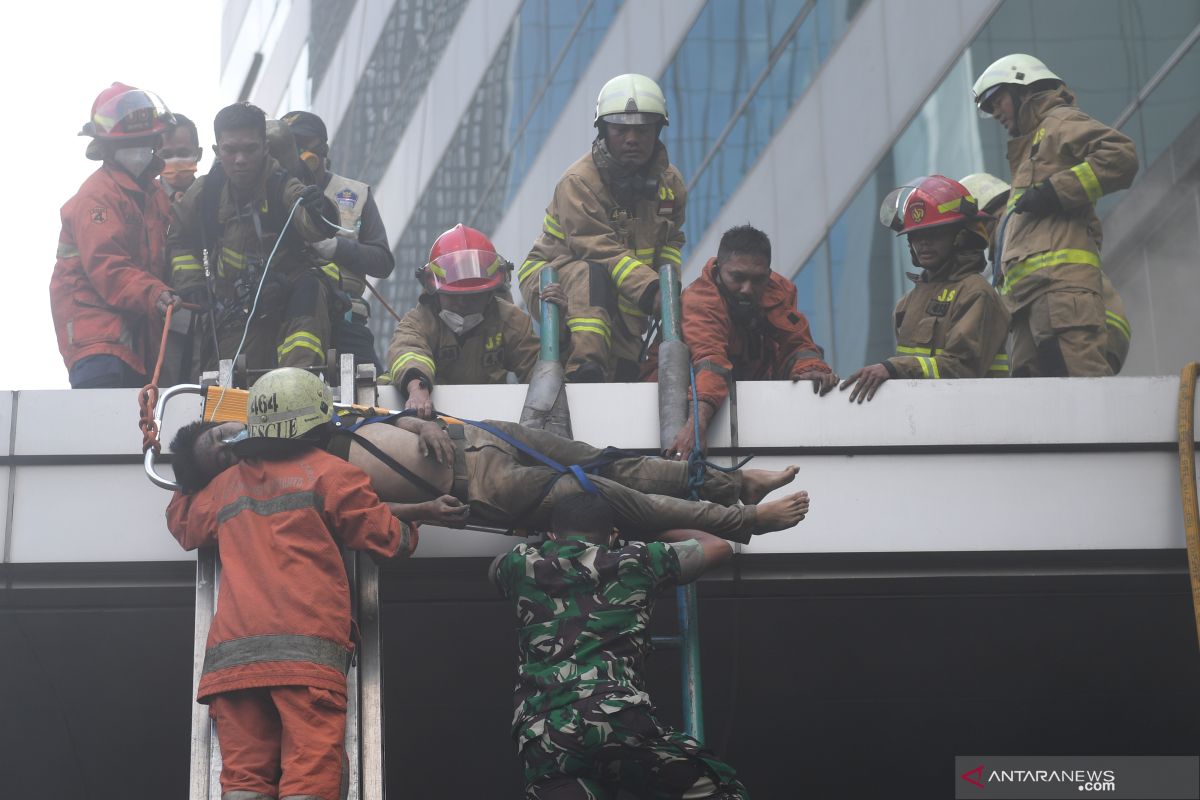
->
[113,146,157,178]
[439,309,484,335]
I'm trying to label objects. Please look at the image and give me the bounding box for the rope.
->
[1177,361,1200,650]
[138,301,202,454]
[685,360,751,500]
[364,279,407,325]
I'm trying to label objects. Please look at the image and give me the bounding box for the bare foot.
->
[753,491,810,533]
[740,466,799,504]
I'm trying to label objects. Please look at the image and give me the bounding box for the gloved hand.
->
[312,237,338,259]
[298,184,327,210]
[1012,182,1062,217]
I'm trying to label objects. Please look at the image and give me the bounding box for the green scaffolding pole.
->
[653,263,705,742]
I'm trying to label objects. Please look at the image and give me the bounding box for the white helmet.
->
[972,54,1061,111]
[247,367,333,440]
[594,73,669,127]
[959,173,1012,214]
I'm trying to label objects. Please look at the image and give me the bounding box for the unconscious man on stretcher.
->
[168,367,810,542]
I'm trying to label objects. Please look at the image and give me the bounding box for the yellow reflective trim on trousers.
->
[277,331,323,359]
[1071,161,1103,204]
[221,247,246,269]
[611,256,645,288]
[322,261,341,280]
[171,254,202,273]
[1106,310,1131,339]
[896,345,935,356]
[989,353,1010,373]
[543,214,565,240]
[659,246,682,265]
[1000,249,1101,295]
[567,317,611,344]
[519,259,546,283]
[618,298,646,318]
[389,351,437,377]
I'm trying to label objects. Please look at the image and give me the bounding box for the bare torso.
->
[342,424,454,503]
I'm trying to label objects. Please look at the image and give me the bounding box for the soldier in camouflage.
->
[491,492,756,798]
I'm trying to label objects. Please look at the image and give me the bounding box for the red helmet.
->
[880,175,981,235]
[80,82,175,141]
[418,224,506,295]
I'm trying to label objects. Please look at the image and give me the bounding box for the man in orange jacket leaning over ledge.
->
[667,224,835,460]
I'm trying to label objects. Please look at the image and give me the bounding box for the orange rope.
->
[138,302,200,454]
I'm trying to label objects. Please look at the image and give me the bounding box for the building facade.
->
[223,0,1200,377]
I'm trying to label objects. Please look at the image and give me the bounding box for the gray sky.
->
[0,3,223,388]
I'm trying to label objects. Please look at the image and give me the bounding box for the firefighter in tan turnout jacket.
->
[169,102,340,372]
[387,225,553,417]
[973,54,1137,377]
[961,172,1132,374]
[841,176,1010,403]
[520,73,686,383]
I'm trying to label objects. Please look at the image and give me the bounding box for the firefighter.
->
[50,82,181,389]
[165,369,418,800]
[282,110,395,370]
[492,494,750,799]
[386,224,563,417]
[668,224,834,459]
[171,369,811,544]
[840,176,1011,403]
[518,73,686,383]
[960,172,1131,374]
[972,54,1138,377]
[168,102,340,374]
[157,113,202,203]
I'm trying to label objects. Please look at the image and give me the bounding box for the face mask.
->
[160,157,198,189]
[113,146,158,179]
[439,309,484,335]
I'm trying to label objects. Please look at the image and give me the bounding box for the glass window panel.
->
[791,241,834,364]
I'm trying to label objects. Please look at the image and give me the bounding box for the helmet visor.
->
[599,112,666,127]
[91,89,174,138]
[427,249,505,294]
[975,84,1004,117]
[879,179,927,232]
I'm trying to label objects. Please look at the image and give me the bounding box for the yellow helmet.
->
[594,73,669,127]
[959,173,1011,214]
[972,53,1061,112]
[247,367,333,440]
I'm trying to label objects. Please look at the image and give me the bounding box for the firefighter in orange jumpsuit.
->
[668,224,835,459]
[165,368,416,800]
[50,83,181,388]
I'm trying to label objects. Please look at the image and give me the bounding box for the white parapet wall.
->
[0,377,1196,565]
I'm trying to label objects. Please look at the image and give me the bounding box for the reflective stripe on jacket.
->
[385,296,541,397]
[49,162,172,374]
[885,251,1011,380]
[519,143,686,311]
[1000,85,1138,306]
[165,449,413,700]
[681,257,831,410]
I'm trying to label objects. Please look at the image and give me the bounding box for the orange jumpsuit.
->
[49,162,172,384]
[166,448,414,799]
[682,258,832,410]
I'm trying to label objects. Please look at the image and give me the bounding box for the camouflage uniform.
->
[492,538,748,799]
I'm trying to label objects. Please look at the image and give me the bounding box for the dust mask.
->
[160,157,198,190]
[114,146,159,179]
[439,309,484,335]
